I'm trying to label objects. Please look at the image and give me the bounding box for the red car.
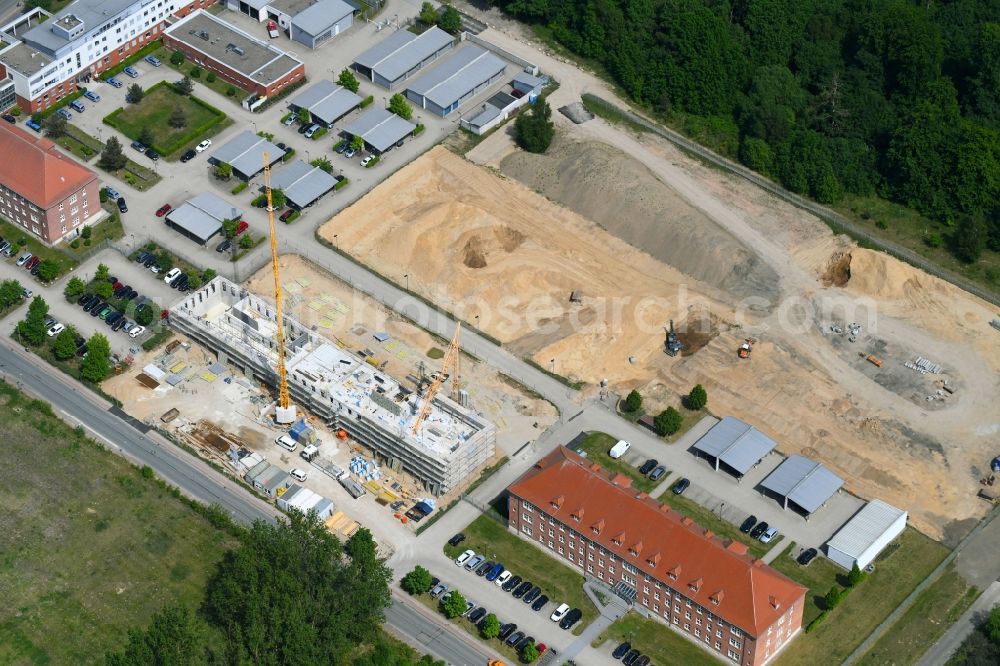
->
[155,204,172,217]
[537,643,547,654]
[26,256,40,270]
[236,220,248,235]
[279,209,294,222]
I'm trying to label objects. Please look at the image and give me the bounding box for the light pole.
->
[129,233,134,252]
[403,273,408,291]
[305,149,311,162]
[251,120,257,134]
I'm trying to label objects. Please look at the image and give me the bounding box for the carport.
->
[269,160,337,209]
[352,26,454,89]
[760,454,844,516]
[165,192,244,245]
[340,107,416,155]
[691,416,776,479]
[289,80,363,128]
[209,130,286,180]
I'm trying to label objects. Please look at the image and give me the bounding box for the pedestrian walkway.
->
[916,582,1000,666]
[548,582,630,666]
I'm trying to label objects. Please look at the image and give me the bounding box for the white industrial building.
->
[825,499,907,570]
[169,277,497,495]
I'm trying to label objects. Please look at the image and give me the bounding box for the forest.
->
[494,0,1000,264]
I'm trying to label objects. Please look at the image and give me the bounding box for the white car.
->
[455,549,475,566]
[163,267,182,284]
[275,434,297,452]
[195,139,212,153]
[759,527,779,544]
[128,325,146,338]
[550,603,570,622]
[360,154,374,167]
[290,468,307,482]
[46,323,65,337]
[495,570,512,588]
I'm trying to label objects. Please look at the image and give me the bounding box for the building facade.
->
[0,0,212,112]
[0,123,101,243]
[507,447,807,666]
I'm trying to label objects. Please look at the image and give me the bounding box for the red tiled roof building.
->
[507,447,807,665]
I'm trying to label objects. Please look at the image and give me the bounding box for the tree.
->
[104,603,202,666]
[95,263,110,281]
[685,384,708,411]
[99,136,127,171]
[401,565,433,595]
[64,276,86,300]
[824,585,843,610]
[270,188,287,209]
[43,112,67,138]
[137,127,154,148]
[441,589,466,619]
[297,106,312,125]
[514,99,554,153]
[310,156,333,173]
[521,640,539,663]
[214,162,233,180]
[202,268,217,283]
[203,514,391,663]
[623,389,642,413]
[480,613,500,639]
[438,5,461,34]
[134,305,155,326]
[52,327,78,360]
[175,76,193,96]
[388,93,412,120]
[954,214,988,263]
[847,563,866,588]
[337,67,360,94]
[185,272,202,290]
[155,254,173,272]
[16,295,49,346]
[987,604,1000,644]
[350,134,364,152]
[239,234,254,249]
[126,83,144,104]
[0,279,22,308]
[418,1,437,26]
[94,281,113,299]
[654,406,683,436]
[35,260,58,283]
[80,332,111,382]
[170,50,185,67]
[222,218,238,239]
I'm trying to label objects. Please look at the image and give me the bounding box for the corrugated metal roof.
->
[341,107,415,152]
[406,44,506,110]
[691,416,776,476]
[270,160,337,208]
[353,26,453,83]
[209,130,286,178]
[290,80,363,125]
[826,499,906,558]
[290,0,354,35]
[760,455,844,514]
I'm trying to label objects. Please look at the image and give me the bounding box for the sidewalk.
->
[916,582,1000,666]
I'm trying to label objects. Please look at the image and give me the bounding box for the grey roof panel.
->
[166,205,223,242]
[341,107,415,153]
[513,71,544,89]
[692,416,777,476]
[290,80,362,125]
[210,130,285,178]
[270,160,337,208]
[407,45,505,109]
[761,454,844,514]
[466,103,502,128]
[23,0,137,54]
[354,26,453,83]
[826,500,907,558]
[290,0,354,35]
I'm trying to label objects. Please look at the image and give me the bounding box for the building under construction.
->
[169,277,497,495]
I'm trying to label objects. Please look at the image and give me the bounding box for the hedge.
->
[334,177,349,190]
[364,155,380,168]
[413,123,425,136]
[283,210,300,224]
[281,148,296,162]
[360,95,374,108]
[98,40,163,81]
[231,182,247,194]
[310,127,327,140]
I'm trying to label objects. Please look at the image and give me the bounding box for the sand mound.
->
[821,252,852,287]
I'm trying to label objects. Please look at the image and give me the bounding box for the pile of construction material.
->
[905,357,942,374]
[289,418,319,444]
[350,455,381,482]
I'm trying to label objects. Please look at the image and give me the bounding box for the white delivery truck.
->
[609,439,630,459]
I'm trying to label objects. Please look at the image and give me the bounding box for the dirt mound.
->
[499,137,781,305]
[821,252,852,287]
[461,226,526,268]
[463,236,488,268]
[675,309,721,356]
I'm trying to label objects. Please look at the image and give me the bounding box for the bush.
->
[70,239,80,249]
[848,563,866,587]
[206,72,216,83]
[231,181,248,194]
[654,406,683,436]
[684,384,708,411]
[334,177,349,191]
[360,95,374,108]
[281,148,295,162]
[824,586,843,610]
[99,188,109,203]
[226,86,237,97]
[364,155,380,168]
[400,566,432,595]
[170,50,185,66]
[80,225,92,240]
[310,127,327,140]
[413,123,425,136]
[214,162,233,180]
[282,210,300,224]
[623,389,642,413]
[189,67,202,79]
[805,611,829,633]
[923,232,944,248]
[141,465,155,479]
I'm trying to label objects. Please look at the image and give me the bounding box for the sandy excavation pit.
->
[319,140,1000,540]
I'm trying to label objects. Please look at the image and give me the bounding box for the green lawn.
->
[55,125,103,162]
[774,528,949,666]
[441,514,599,632]
[768,544,844,626]
[593,613,722,665]
[62,212,124,260]
[574,432,659,493]
[0,218,78,277]
[104,82,227,159]
[856,564,977,666]
[0,380,237,664]
[656,491,778,561]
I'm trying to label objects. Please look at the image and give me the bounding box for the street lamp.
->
[403,273,408,291]
[305,149,311,162]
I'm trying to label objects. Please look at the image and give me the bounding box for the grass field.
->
[768,544,844,626]
[657,491,778,561]
[442,514,599,631]
[573,432,659,492]
[55,124,103,162]
[593,613,722,665]
[0,380,237,664]
[774,528,949,666]
[0,218,78,277]
[856,564,977,666]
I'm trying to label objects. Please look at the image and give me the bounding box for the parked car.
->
[78,293,95,307]
[634,656,650,666]
[98,305,114,319]
[111,317,128,332]
[290,468,307,482]
[304,123,320,138]
[56,107,72,120]
[550,603,570,622]
[195,139,212,152]
[70,100,85,113]
[360,154,374,167]
[522,586,541,604]
[672,478,691,495]
[335,141,348,154]
[46,323,65,337]
[512,581,532,599]
[83,90,101,102]
[505,631,525,647]
[86,299,105,314]
[156,204,172,217]
[447,533,465,547]
[559,608,582,630]
[123,66,139,78]
[344,146,357,158]
[639,458,657,475]
[279,209,294,222]
[797,547,818,566]
[163,267,182,284]
[282,114,296,126]
[465,554,485,571]
[25,119,41,132]
[495,570,512,588]
[180,149,196,162]
[116,197,128,213]
[613,642,631,659]
[740,515,758,533]
[235,220,248,235]
[104,186,121,200]
[531,594,549,611]
[107,77,123,88]
[760,526,779,543]
[462,600,476,617]
[517,636,534,651]
[623,649,640,666]
[15,251,31,266]
[454,549,475,567]
[128,325,146,338]
[145,147,159,161]
[485,563,504,581]
[502,575,522,593]
[750,521,769,540]
[21,287,32,298]
[467,607,487,623]
[106,311,123,326]
[297,122,311,135]
[26,256,40,270]
[215,238,232,253]
[475,560,493,576]
[649,466,667,481]
[429,582,449,599]
[498,623,517,642]
[144,55,161,67]
[1,113,13,124]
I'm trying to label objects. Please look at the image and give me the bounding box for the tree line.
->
[495,0,1000,262]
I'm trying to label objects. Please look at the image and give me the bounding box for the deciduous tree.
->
[438,5,461,34]
[401,565,433,595]
[52,327,78,360]
[514,98,554,153]
[104,603,201,666]
[80,332,111,382]
[685,384,708,410]
[480,613,500,639]
[0,279,22,307]
[654,406,683,436]
[441,590,466,619]
[623,389,642,413]
[388,93,412,120]
[337,67,360,93]
[43,113,67,138]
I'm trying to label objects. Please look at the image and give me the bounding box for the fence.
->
[581,93,1000,308]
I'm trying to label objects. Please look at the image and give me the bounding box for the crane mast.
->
[411,322,461,435]
[263,151,296,424]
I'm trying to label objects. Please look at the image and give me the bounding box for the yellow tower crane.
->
[263,151,296,424]
[411,322,461,435]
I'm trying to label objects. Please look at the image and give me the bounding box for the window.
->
[696,617,702,626]
[608,566,615,574]
[685,611,691,620]
[587,565,593,573]
[623,562,638,574]
[598,571,604,580]
[728,650,740,661]
[522,513,532,524]
[559,535,564,543]
[684,623,690,631]
[68,194,77,204]
[521,526,532,537]
[599,559,604,567]
[715,642,722,651]
[730,638,742,649]
[695,629,701,638]
[558,547,564,555]
[717,629,723,638]
[673,617,680,625]
[654,592,660,600]
[588,552,594,561]
[548,528,554,536]
[643,586,649,594]
[521,500,532,510]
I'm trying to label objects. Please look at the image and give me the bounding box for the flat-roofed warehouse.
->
[405,44,506,116]
[208,130,286,180]
[169,277,497,495]
[352,26,454,89]
[165,192,244,245]
[341,107,415,155]
[825,500,907,570]
[691,416,777,478]
[224,0,355,48]
[269,160,337,209]
[760,454,844,516]
[163,10,305,97]
[289,80,363,128]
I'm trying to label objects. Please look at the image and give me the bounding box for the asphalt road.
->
[0,339,491,666]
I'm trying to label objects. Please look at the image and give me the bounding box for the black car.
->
[77,293,94,307]
[476,560,493,576]
[169,273,184,288]
[2,114,15,123]
[467,607,487,623]
[30,262,40,275]
[750,521,769,540]
[559,608,582,630]
[531,594,549,611]
[498,623,517,641]
[76,341,88,357]
[216,238,232,253]
[87,300,106,314]
[613,642,631,659]
[335,141,348,154]
[634,656,650,666]
[797,547,819,566]
[145,147,159,161]
[672,478,691,495]
[113,285,129,297]
[276,142,287,151]
[505,630,525,647]
[512,581,532,599]
[428,576,439,593]
[502,575,522,592]
[639,458,658,475]
[175,276,189,291]
[112,316,128,331]
[143,255,157,267]
[135,251,149,263]
[522,586,541,604]
[180,149,196,162]
[116,197,127,213]
[122,288,137,300]
[517,636,534,651]
[297,122,310,134]
[106,311,123,326]
[622,650,640,666]
[740,515,758,534]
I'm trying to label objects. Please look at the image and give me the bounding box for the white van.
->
[608,439,631,459]
[275,434,297,452]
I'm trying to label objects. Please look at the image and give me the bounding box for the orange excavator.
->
[738,338,756,359]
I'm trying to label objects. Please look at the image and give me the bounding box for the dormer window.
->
[571,507,584,522]
[550,495,564,510]
[689,577,703,593]
[590,519,604,535]
[647,552,661,567]
[668,565,681,580]
[710,590,724,606]
[612,531,624,546]
[628,540,643,556]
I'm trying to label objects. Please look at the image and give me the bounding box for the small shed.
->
[760,454,844,516]
[254,465,291,497]
[825,500,907,570]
